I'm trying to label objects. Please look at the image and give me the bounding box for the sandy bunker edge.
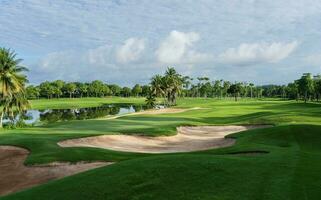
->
[58,125,271,153]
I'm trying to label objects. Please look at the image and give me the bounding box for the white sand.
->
[58,125,270,153]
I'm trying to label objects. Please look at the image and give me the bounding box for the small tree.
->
[145,92,156,109]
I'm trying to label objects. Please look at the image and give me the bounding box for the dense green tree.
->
[52,80,64,98]
[64,83,77,98]
[228,83,242,101]
[88,80,105,97]
[109,84,122,96]
[26,85,40,99]
[77,83,88,98]
[121,87,131,97]
[313,75,321,101]
[297,73,314,103]
[39,81,54,99]
[132,84,142,97]
[141,85,150,97]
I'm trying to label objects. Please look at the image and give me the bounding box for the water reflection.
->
[4,104,147,125]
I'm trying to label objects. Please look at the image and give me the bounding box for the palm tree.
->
[145,92,156,109]
[0,48,29,127]
[151,74,164,97]
[164,67,183,105]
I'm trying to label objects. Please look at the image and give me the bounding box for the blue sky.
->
[1,0,321,86]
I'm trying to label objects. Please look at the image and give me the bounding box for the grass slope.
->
[0,98,321,199]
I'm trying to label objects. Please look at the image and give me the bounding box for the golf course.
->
[0,97,321,199]
[2,1,321,199]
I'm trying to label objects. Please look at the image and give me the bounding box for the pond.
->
[4,104,151,125]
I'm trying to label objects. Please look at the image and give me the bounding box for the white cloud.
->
[156,30,211,64]
[218,41,298,65]
[304,53,321,66]
[116,38,145,63]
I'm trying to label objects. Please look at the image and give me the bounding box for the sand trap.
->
[0,146,111,196]
[59,125,270,153]
[137,107,201,115]
[106,107,202,119]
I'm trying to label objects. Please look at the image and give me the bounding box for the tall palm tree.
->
[164,67,183,105]
[0,48,29,127]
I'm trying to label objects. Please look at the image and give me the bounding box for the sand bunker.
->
[137,107,201,115]
[0,146,111,196]
[59,125,270,153]
[106,107,202,119]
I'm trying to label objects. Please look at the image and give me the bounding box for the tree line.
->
[146,68,321,105]
[26,70,321,104]
[26,80,150,99]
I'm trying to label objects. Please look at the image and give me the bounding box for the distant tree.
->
[88,80,105,97]
[181,76,193,97]
[132,84,142,97]
[26,85,40,99]
[121,87,131,97]
[52,80,64,98]
[102,84,111,97]
[199,82,211,98]
[297,73,314,103]
[64,83,77,98]
[109,84,122,96]
[39,81,55,99]
[141,85,151,97]
[313,75,321,101]
[228,83,242,101]
[212,80,222,98]
[287,82,299,100]
[163,67,183,105]
[150,74,165,98]
[78,83,88,98]
[249,83,254,98]
[222,81,231,98]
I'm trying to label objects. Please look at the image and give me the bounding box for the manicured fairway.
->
[29,97,145,109]
[0,98,321,199]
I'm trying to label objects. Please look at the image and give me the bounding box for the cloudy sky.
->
[1,0,321,86]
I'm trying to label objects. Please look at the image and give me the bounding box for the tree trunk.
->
[234,94,237,101]
[0,112,3,128]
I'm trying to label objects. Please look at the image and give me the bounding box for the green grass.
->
[29,97,145,109]
[1,98,321,199]
[0,97,146,115]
